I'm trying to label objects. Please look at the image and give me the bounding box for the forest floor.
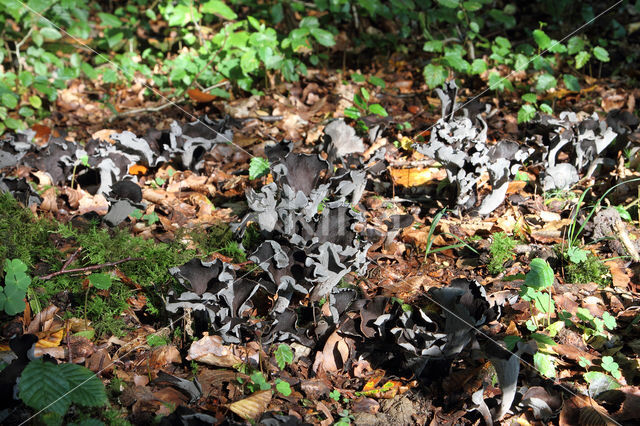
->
[1,52,640,426]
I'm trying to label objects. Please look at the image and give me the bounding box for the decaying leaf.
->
[229,390,272,420]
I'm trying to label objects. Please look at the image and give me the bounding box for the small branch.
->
[108,100,185,121]
[15,27,33,73]
[62,246,83,271]
[38,257,144,281]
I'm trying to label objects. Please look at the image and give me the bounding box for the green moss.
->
[488,232,517,275]
[0,192,58,269]
[186,222,261,263]
[563,252,611,286]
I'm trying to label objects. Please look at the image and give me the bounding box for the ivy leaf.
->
[525,258,554,290]
[423,64,447,89]
[593,46,610,62]
[201,0,238,20]
[275,344,294,370]
[19,359,72,416]
[563,74,581,92]
[249,157,270,180]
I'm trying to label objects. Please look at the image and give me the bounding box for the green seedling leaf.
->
[601,356,621,379]
[575,51,591,69]
[613,205,631,222]
[567,246,588,264]
[521,93,538,104]
[368,76,385,88]
[353,93,367,110]
[351,73,366,83]
[504,335,522,351]
[360,87,370,102]
[368,104,388,117]
[147,334,169,347]
[129,209,144,219]
[437,0,460,8]
[593,46,610,62]
[423,40,444,53]
[423,64,447,89]
[2,93,18,109]
[532,29,551,50]
[567,36,585,55]
[275,343,294,370]
[40,27,62,40]
[143,212,159,225]
[517,104,536,124]
[602,312,617,330]
[576,307,594,322]
[249,157,270,180]
[249,372,271,391]
[578,356,592,369]
[469,59,487,74]
[88,273,112,290]
[563,74,581,92]
[533,352,556,378]
[201,0,238,20]
[524,258,554,290]
[1,259,31,315]
[515,171,529,182]
[275,379,292,396]
[539,103,553,114]
[531,333,556,347]
[310,27,335,47]
[29,95,42,109]
[535,73,557,92]
[344,106,361,119]
[584,371,620,396]
[98,12,122,28]
[329,389,341,401]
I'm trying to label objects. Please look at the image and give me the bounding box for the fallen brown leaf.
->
[229,390,272,421]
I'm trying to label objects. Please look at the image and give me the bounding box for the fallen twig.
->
[38,257,144,281]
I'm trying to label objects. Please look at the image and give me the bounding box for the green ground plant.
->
[0,192,58,268]
[488,232,517,274]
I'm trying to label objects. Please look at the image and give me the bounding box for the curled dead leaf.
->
[229,390,272,420]
[186,334,243,367]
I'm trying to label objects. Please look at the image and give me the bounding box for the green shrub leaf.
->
[563,74,581,91]
[535,73,557,92]
[517,104,536,124]
[437,0,460,8]
[275,343,294,370]
[575,51,590,69]
[368,104,388,117]
[593,46,610,62]
[423,64,447,89]
[59,363,108,407]
[19,359,72,416]
[40,27,62,40]
[525,258,554,290]
[249,157,270,180]
[310,27,335,47]
[532,29,551,50]
[202,0,238,20]
[88,273,112,290]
